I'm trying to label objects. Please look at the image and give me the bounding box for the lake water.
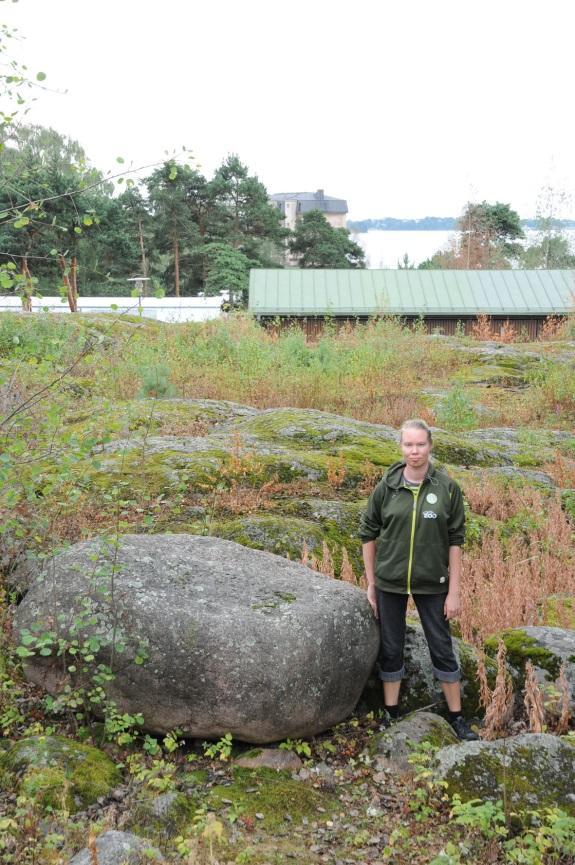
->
[354,229,575,269]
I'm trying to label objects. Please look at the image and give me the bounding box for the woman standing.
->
[360,418,477,740]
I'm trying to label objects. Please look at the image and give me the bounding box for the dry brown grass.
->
[480,641,514,740]
[524,661,545,733]
[460,480,574,645]
[543,452,575,488]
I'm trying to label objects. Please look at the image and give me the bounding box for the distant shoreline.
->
[348,217,575,233]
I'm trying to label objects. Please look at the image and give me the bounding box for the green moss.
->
[0,735,120,813]
[432,432,504,468]
[458,643,498,717]
[484,629,562,680]
[439,741,575,815]
[207,767,338,831]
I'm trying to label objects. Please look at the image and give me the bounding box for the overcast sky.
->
[2,0,574,220]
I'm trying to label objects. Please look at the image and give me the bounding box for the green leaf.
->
[168,165,178,181]
[154,288,165,298]
[14,217,30,228]
[36,71,47,81]
[50,248,58,255]
[82,215,93,226]
[116,156,125,164]
[74,226,82,235]
[15,646,35,657]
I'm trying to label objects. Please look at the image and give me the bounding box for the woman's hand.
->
[444,591,460,620]
[367,584,378,619]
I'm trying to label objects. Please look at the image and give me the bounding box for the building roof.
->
[248,268,575,316]
[270,190,348,215]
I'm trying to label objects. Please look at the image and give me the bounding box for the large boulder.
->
[13,535,379,743]
[433,734,575,814]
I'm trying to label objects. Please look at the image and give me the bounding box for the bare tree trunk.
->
[21,258,33,312]
[173,235,180,297]
[138,218,149,288]
[58,254,78,312]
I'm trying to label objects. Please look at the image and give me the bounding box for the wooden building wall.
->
[258,315,555,341]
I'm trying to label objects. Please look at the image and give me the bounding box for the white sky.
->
[2,0,574,220]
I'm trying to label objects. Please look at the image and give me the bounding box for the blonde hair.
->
[399,418,433,444]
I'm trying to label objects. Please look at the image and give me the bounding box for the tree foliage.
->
[289,210,365,268]
[419,201,524,270]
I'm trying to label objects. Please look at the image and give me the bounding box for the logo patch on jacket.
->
[423,510,437,519]
[426,493,438,504]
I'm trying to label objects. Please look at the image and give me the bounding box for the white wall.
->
[0,295,223,323]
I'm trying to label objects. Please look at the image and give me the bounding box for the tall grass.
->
[89,314,456,424]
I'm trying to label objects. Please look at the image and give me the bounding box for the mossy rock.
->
[455,363,528,387]
[212,515,329,565]
[126,790,202,839]
[431,431,512,468]
[368,711,458,773]
[484,628,563,683]
[433,734,575,815]
[206,766,339,831]
[0,735,121,813]
[65,398,258,441]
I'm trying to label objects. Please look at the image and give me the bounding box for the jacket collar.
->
[384,459,438,490]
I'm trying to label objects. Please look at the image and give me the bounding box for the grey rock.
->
[433,734,575,814]
[15,535,379,743]
[149,791,180,818]
[234,748,303,771]
[520,626,575,702]
[482,466,555,487]
[68,830,163,864]
[370,711,458,774]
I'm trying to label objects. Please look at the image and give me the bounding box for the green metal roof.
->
[248,269,575,316]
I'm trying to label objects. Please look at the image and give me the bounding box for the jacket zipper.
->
[406,486,420,594]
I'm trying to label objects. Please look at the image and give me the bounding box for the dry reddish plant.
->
[481,641,514,740]
[340,547,356,585]
[460,481,575,645]
[475,648,493,710]
[498,319,518,344]
[300,541,309,567]
[88,832,99,865]
[471,313,495,341]
[538,315,567,341]
[543,452,575,489]
[326,456,347,489]
[554,664,572,734]
[318,541,335,577]
[524,660,546,733]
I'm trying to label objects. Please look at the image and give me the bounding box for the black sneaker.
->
[450,715,479,741]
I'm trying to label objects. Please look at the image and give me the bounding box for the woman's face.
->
[400,428,432,470]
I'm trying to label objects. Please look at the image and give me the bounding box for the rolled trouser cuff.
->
[378,665,405,682]
[433,665,461,683]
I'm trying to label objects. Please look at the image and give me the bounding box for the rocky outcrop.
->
[14,535,379,742]
[433,734,575,814]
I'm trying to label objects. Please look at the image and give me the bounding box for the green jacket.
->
[359,461,465,594]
